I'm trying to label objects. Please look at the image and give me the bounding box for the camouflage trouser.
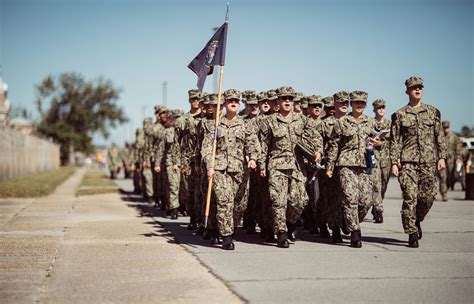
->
[269,169,308,234]
[371,164,391,213]
[142,167,154,199]
[244,171,259,228]
[438,163,455,194]
[325,168,342,230]
[339,167,372,232]
[153,161,167,205]
[399,163,437,234]
[213,170,249,237]
[166,165,180,210]
[133,162,142,193]
[180,165,196,219]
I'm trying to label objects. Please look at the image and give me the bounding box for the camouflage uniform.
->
[142,118,155,201]
[152,107,166,206]
[259,87,322,235]
[175,89,201,225]
[390,77,447,235]
[107,144,121,179]
[202,90,260,238]
[326,91,375,233]
[132,128,145,193]
[438,121,461,194]
[317,96,343,233]
[156,122,180,211]
[371,99,392,216]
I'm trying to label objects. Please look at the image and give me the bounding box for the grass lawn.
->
[76,169,118,196]
[0,166,76,198]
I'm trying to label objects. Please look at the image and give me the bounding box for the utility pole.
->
[162,81,168,106]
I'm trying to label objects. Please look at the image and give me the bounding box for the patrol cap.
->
[242,90,258,105]
[207,93,222,105]
[442,121,450,128]
[154,105,166,114]
[350,90,368,103]
[405,76,424,89]
[276,86,296,98]
[188,89,201,99]
[333,91,350,103]
[301,98,308,109]
[372,99,386,108]
[257,91,268,103]
[171,109,184,118]
[266,89,278,101]
[307,95,324,106]
[224,89,241,100]
[143,117,153,125]
[294,92,304,103]
[322,96,334,108]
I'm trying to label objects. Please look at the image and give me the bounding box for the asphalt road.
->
[116,177,474,304]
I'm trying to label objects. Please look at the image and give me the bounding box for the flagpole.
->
[204,65,225,228]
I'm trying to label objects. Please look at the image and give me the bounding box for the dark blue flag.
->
[188,22,228,91]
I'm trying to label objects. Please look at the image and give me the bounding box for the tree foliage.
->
[35,73,128,164]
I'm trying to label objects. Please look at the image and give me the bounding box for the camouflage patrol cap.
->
[154,105,165,114]
[143,117,153,125]
[188,89,201,99]
[242,90,258,105]
[350,90,368,103]
[171,109,184,118]
[276,86,296,98]
[257,91,268,103]
[322,96,334,108]
[405,76,424,89]
[333,91,350,103]
[207,93,222,105]
[307,95,324,106]
[442,121,450,128]
[372,99,386,108]
[294,92,304,103]
[224,89,241,100]
[201,92,209,105]
[266,89,278,101]
[301,98,308,109]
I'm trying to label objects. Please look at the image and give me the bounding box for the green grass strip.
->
[76,169,118,196]
[0,166,76,198]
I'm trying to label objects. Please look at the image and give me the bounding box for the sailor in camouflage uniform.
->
[371,99,391,223]
[142,117,156,203]
[438,120,461,201]
[175,89,202,228]
[152,106,167,208]
[131,128,145,194]
[326,91,378,248]
[390,76,447,248]
[317,93,348,243]
[203,89,259,250]
[259,86,322,248]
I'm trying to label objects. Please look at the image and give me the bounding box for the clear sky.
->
[1,0,473,146]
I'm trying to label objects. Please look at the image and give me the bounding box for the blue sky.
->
[1,0,473,146]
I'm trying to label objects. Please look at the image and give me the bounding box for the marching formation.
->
[121,76,457,250]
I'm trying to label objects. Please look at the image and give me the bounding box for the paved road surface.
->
[116,177,474,303]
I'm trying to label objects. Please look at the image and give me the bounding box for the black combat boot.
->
[408,232,419,248]
[171,208,178,220]
[277,232,290,248]
[415,221,422,239]
[287,222,297,242]
[310,223,319,235]
[187,217,197,230]
[196,225,205,235]
[210,230,222,245]
[375,212,384,224]
[319,225,331,238]
[202,229,211,240]
[265,230,277,243]
[222,235,235,250]
[331,228,343,243]
[350,230,362,248]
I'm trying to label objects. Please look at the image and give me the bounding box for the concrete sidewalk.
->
[0,168,241,303]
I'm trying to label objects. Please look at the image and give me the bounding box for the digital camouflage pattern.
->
[390,101,447,235]
[372,117,391,212]
[438,130,461,193]
[202,115,259,237]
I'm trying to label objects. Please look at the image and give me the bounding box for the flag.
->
[188,22,228,91]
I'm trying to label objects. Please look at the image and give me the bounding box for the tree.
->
[35,73,128,164]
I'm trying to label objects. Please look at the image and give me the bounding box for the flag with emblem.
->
[188,21,228,91]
